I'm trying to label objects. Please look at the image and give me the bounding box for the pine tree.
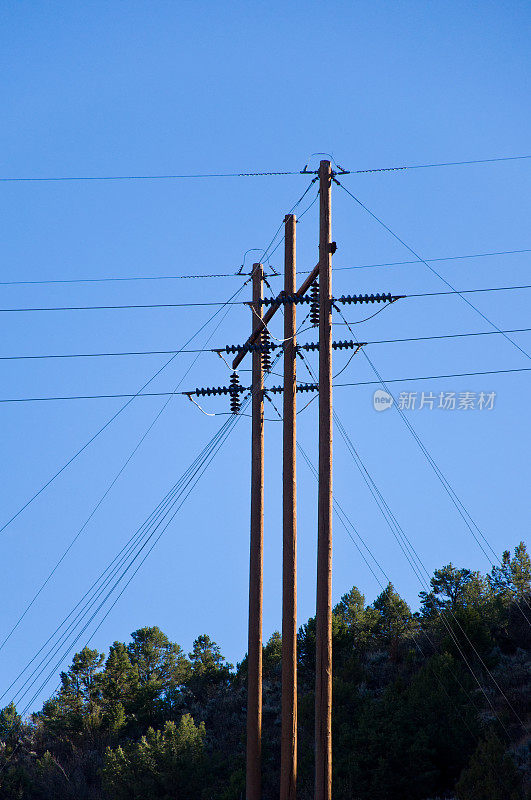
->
[489,542,531,602]
[39,647,104,737]
[372,583,415,650]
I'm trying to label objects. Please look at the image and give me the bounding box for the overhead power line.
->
[336,180,531,363]
[0,170,301,183]
[1,366,528,404]
[3,326,530,362]
[0,280,249,536]
[7,351,285,712]
[336,327,531,344]
[1,246,529,286]
[406,284,531,298]
[7,407,244,713]
[0,283,530,313]
[352,153,531,173]
[0,301,240,312]
[0,296,238,656]
[1,153,530,182]
[0,272,243,285]
[334,367,531,387]
[298,354,521,731]
[332,247,531,273]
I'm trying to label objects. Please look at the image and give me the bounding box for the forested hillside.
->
[1,543,529,800]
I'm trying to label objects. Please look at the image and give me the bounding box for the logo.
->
[373,389,394,412]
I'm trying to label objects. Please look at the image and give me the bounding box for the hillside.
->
[1,543,529,800]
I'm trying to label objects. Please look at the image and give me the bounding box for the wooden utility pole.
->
[247,263,264,800]
[280,214,297,800]
[315,160,333,800]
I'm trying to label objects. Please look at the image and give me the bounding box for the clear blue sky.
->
[0,0,529,713]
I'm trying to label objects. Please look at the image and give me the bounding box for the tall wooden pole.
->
[247,263,264,800]
[315,160,333,800]
[280,215,297,800]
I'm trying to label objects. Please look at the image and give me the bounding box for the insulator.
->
[333,292,397,306]
[310,280,319,326]
[261,329,272,372]
[229,372,241,414]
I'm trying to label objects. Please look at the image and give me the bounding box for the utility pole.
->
[247,263,264,800]
[315,160,333,800]
[280,214,297,800]
[181,166,398,800]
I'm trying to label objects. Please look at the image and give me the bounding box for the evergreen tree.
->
[100,642,139,733]
[103,714,206,800]
[126,627,191,725]
[420,563,490,616]
[372,583,415,655]
[127,627,190,688]
[0,703,23,752]
[333,586,377,646]
[187,634,232,702]
[420,564,495,657]
[39,646,105,737]
[2,547,529,800]
[489,541,531,602]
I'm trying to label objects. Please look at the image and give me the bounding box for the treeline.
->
[1,543,530,799]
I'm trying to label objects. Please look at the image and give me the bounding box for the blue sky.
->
[0,0,530,713]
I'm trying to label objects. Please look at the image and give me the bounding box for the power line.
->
[2,153,530,183]
[351,328,531,345]
[406,284,531,298]
[8,408,242,711]
[296,441,387,590]
[297,433,484,742]
[334,367,531,387]
[255,177,318,267]
[22,410,244,714]
[334,410,520,733]
[2,424,227,704]
[0,301,242,312]
[0,295,238,656]
[0,282,530,313]
[0,170,301,183]
[2,246,528,286]
[270,381,483,738]
[264,388,387,589]
[352,153,531,173]
[9,351,286,712]
[0,175,316,543]
[299,357,512,732]
[0,280,249,536]
[352,340,531,624]
[336,180,531,363]
[0,272,243,285]
[0,347,205,361]
[299,352,524,732]
[7,388,251,707]
[0,366,529,404]
[2,326,531,362]
[331,247,531,273]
